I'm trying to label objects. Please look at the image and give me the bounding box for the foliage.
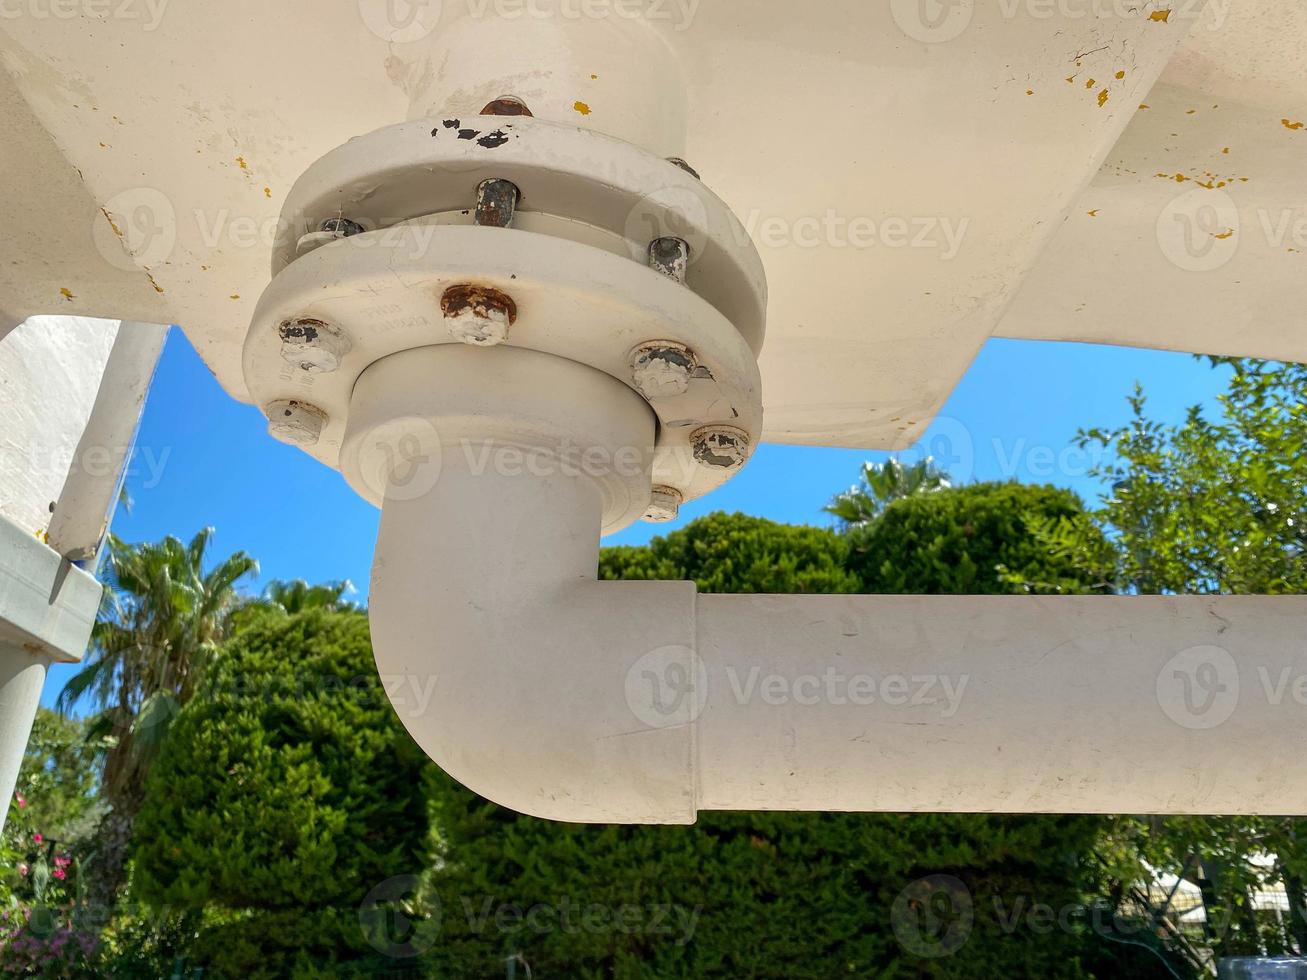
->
[825,456,951,528]
[129,609,433,978]
[1039,359,1307,959]
[5,710,101,848]
[58,528,258,910]
[847,481,1098,595]
[601,512,859,594]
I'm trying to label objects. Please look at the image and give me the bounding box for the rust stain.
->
[1150,9,1171,22]
[572,100,592,116]
[440,283,518,324]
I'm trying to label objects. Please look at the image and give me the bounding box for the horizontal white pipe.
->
[363,346,1307,822]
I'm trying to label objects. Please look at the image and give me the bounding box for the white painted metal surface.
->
[8,1,1301,450]
[0,317,119,537]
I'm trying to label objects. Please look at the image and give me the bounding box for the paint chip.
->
[1149,9,1171,22]
[1087,210,1099,217]
[1139,103,1150,110]
[1283,118,1305,131]
[263,186,272,198]
[59,287,74,301]
[236,155,249,171]
[1115,70,1126,80]
[573,100,592,116]
[1213,230,1234,240]
[1098,89,1110,108]
[1026,89,1034,96]
[230,294,240,300]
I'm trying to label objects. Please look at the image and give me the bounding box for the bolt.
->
[266,399,328,447]
[648,237,690,284]
[442,284,517,347]
[475,178,520,229]
[667,157,700,179]
[630,342,696,400]
[321,217,365,237]
[480,95,533,117]
[644,486,683,524]
[276,318,349,374]
[691,425,750,471]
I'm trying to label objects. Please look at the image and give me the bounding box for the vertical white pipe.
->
[0,642,48,835]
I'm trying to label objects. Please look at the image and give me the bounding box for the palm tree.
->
[261,578,354,614]
[824,457,951,529]
[58,528,257,913]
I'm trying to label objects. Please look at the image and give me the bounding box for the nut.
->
[630,342,696,400]
[691,425,750,471]
[643,486,683,524]
[441,284,518,347]
[266,400,328,447]
[320,217,365,237]
[648,237,690,284]
[277,318,349,373]
[475,178,520,229]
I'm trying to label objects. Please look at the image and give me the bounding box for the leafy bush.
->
[129,609,433,978]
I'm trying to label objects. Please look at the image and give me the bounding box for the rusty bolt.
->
[648,237,690,284]
[643,486,683,524]
[480,95,533,117]
[630,342,696,400]
[475,178,520,229]
[277,318,349,374]
[266,399,328,447]
[667,157,700,179]
[691,425,750,471]
[442,284,517,347]
[320,217,365,237]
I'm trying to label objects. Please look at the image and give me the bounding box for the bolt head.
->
[441,284,517,347]
[691,425,750,471]
[266,399,328,447]
[631,343,696,400]
[643,486,683,523]
[277,318,348,373]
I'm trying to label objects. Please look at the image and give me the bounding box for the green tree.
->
[58,528,257,914]
[847,481,1098,595]
[825,456,951,528]
[421,509,1123,979]
[1044,359,1307,959]
[131,609,433,979]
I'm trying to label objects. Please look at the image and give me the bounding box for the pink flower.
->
[31,833,41,844]
[54,855,70,869]
[14,792,26,809]
[17,863,28,877]
[53,869,66,880]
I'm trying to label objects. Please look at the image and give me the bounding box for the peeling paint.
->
[1283,118,1305,131]
[1149,9,1171,22]
[573,100,592,116]
[1098,89,1109,108]
[59,287,74,301]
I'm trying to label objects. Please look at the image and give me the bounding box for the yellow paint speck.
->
[573,101,592,116]
[1283,118,1305,131]
[590,74,598,80]
[59,287,74,301]
[1026,89,1034,96]
[1115,70,1126,80]
[236,155,249,170]
[1087,209,1099,217]
[1213,230,1234,240]
[1139,103,1150,110]
[1065,76,1076,84]
[263,186,272,198]
[1086,78,1096,89]
[1150,9,1171,22]
[1222,147,1230,154]
[1098,89,1110,108]
[230,294,240,300]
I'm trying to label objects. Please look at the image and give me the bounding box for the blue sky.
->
[40,331,1233,706]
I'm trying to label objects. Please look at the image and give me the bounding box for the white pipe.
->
[47,322,168,563]
[0,641,48,835]
[361,346,1307,822]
